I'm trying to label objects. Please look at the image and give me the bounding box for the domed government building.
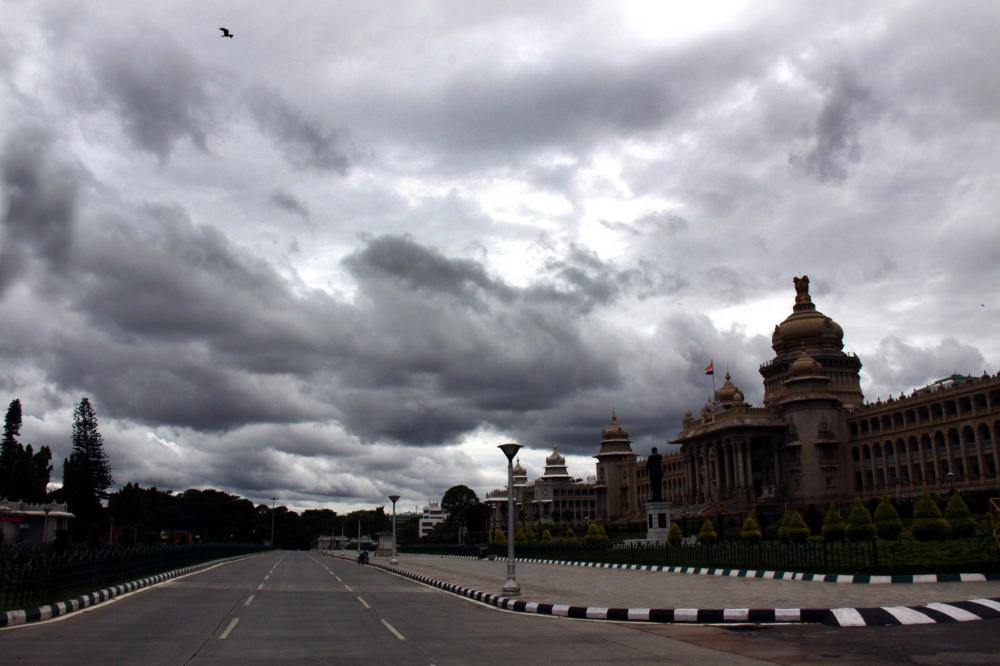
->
[488,276,1000,535]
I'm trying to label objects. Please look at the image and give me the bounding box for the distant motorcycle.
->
[357,550,369,565]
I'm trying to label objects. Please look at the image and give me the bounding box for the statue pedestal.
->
[645,501,671,542]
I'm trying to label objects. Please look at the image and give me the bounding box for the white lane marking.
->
[334,575,342,582]
[381,618,405,640]
[257,583,264,590]
[244,595,255,607]
[357,596,370,609]
[343,584,353,592]
[264,575,270,581]
[219,618,239,639]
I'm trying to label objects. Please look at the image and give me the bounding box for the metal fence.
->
[401,536,1000,575]
[0,543,267,611]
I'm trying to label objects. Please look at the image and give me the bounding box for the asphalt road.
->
[1,551,996,665]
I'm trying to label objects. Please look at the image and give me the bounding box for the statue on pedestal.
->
[646,447,664,502]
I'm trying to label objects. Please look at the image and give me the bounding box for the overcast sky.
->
[1,1,997,513]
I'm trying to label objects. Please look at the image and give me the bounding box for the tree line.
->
[0,396,392,550]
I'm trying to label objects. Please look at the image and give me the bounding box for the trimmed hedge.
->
[668,522,683,545]
[945,493,977,538]
[845,497,876,542]
[911,492,951,541]
[821,504,846,541]
[740,512,762,543]
[874,497,902,540]
[698,519,718,544]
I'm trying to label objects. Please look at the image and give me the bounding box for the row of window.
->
[850,422,997,463]
[850,391,1000,438]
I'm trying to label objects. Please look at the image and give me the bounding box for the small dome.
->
[602,411,629,439]
[546,444,566,466]
[714,373,744,404]
[772,275,844,355]
[790,351,824,376]
[513,458,525,475]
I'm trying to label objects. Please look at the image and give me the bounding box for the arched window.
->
[963,426,976,446]
[852,448,860,462]
[863,445,871,460]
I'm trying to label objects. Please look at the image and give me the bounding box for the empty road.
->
[2,551,996,664]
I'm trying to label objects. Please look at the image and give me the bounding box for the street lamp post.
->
[388,494,400,564]
[270,497,278,547]
[498,442,522,596]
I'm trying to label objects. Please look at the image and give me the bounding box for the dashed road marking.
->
[343,584,353,592]
[219,618,239,640]
[264,575,270,581]
[381,618,405,640]
[257,583,264,590]
[244,595,255,607]
[357,596,370,609]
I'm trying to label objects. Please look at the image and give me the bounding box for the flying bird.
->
[219,27,234,38]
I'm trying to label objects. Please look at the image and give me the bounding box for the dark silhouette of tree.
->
[441,484,480,543]
[0,399,53,502]
[0,399,23,497]
[62,398,113,540]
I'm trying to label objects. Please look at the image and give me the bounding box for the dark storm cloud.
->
[87,31,213,159]
[268,189,310,219]
[789,66,874,183]
[248,86,352,173]
[345,233,513,304]
[0,124,82,292]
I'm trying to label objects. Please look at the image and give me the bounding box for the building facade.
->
[485,276,1000,535]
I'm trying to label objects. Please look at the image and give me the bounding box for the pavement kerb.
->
[321,551,1000,627]
[0,552,262,629]
[396,552,1000,585]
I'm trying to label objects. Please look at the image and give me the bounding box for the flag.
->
[704,360,714,375]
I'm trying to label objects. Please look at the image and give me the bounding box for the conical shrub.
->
[562,528,578,545]
[541,529,553,543]
[873,497,902,540]
[667,521,682,545]
[494,528,507,545]
[697,519,718,544]
[944,492,977,538]
[821,504,846,541]
[585,521,609,544]
[740,512,762,543]
[783,510,810,543]
[525,527,537,543]
[845,497,875,541]
[776,510,792,541]
[911,491,951,541]
[514,528,527,544]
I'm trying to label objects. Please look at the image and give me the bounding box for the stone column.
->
[974,427,985,481]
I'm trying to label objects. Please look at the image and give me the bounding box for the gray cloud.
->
[0,124,83,292]
[268,189,310,220]
[248,86,352,173]
[87,30,213,159]
[789,66,874,183]
[863,336,988,401]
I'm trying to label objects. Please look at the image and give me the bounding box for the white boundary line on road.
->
[0,553,266,632]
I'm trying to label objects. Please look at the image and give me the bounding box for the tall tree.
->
[441,484,479,543]
[62,398,113,537]
[0,399,53,502]
[0,399,22,498]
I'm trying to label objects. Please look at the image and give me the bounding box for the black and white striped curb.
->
[827,599,1000,626]
[327,553,1000,626]
[401,553,1000,585]
[1,554,257,629]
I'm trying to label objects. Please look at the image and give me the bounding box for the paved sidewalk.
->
[374,554,999,610]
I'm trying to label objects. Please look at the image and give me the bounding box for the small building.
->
[418,501,447,538]
[0,499,74,546]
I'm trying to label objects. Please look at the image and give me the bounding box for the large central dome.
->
[771,275,844,355]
